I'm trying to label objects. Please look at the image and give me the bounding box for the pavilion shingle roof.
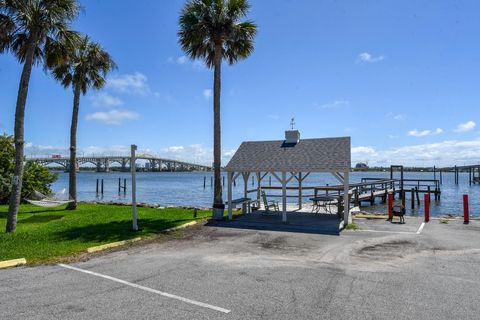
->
[225,137,351,172]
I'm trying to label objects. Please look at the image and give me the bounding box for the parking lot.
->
[1,217,480,319]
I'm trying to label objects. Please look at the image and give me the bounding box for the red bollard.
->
[463,194,469,224]
[388,192,393,221]
[424,193,430,222]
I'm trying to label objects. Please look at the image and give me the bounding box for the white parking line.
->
[416,222,426,234]
[357,229,416,235]
[58,264,231,314]
[357,222,426,235]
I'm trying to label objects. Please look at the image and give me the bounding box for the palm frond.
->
[178,0,257,68]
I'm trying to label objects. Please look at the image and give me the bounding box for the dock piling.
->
[424,193,430,222]
[411,188,415,210]
[388,192,393,221]
[463,194,469,224]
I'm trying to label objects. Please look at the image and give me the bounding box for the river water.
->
[51,171,480,217]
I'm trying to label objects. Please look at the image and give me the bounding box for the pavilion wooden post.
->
[242,172,250,213]
[282,171,287,222]
[227,171,233,220]
[298,172,302,210]
[343,170,350,225]
[256,172,261,206]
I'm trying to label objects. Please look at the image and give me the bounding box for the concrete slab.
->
[208,212,341,235]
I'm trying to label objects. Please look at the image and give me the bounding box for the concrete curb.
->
[0,258,27,269]
[87,237,142,253]
[163,221,197,232]
[354,214,388,220]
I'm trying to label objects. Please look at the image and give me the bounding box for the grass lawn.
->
[0,203,212,264]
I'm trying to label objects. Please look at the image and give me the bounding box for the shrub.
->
[0,135,57,204]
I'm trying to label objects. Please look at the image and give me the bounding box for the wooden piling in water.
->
[203,176,206,188]
[96,179,99,193]
[354,188,360,207]
[411,188,415,210]
[415,187,420,205]
[101,179,104,194]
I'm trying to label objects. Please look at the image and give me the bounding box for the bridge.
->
[27,155,212,172]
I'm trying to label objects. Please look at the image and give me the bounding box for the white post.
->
[282,171,287,223]
[228,171,233,220]
[343,170,350,225]
[256,172,261,205]
[131,144,138,231]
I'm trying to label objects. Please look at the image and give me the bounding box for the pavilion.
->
[225,130,351,225]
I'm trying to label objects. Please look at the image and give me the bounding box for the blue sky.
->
[1,0,480,166]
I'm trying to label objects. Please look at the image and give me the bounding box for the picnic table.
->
[309,196,336,214]
[230,197,252,214]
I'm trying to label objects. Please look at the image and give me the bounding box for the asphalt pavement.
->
[1,216,479,319]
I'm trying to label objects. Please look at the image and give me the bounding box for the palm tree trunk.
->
[6,35,38,233]
[212,43,224,219]
[67,83,81,210]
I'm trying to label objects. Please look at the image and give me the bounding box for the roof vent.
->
[283,130,300,147]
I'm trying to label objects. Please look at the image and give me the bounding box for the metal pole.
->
[131,144,138,231]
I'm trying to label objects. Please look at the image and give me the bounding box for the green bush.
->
[0,135,57,204]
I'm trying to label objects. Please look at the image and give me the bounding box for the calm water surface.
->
[51,171,480,217]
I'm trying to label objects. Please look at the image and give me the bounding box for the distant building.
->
[355,162,369,170]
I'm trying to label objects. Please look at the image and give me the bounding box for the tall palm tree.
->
[51,35,116,209]
[178,0,257,219]
[0,0,80,232]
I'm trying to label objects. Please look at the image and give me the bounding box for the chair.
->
[261,191,279,213]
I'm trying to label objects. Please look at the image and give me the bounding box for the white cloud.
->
[357,52,385,63]
[408,128,443,137]
[352,146,378,158]
[176,56,188,64]
[168,56,206,70]
[85,109,139,125]
[203,89,213,99]
[353,138,480,166]
[89,93,123,108]
[107,72,150,95]
[386,112,406,121]
[319,100,350,109]
[454,121,476,133]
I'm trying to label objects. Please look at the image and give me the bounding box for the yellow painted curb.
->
[87,237,142,253]
[0,258,27,269]
[354,214,389,220]
[163,221,197,232]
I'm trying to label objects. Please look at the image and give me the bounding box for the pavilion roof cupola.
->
[285,129,300,145]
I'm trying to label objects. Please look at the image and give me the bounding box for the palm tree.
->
[51,35,116,209]
[178,0,257,219]
[0,0,80,232]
